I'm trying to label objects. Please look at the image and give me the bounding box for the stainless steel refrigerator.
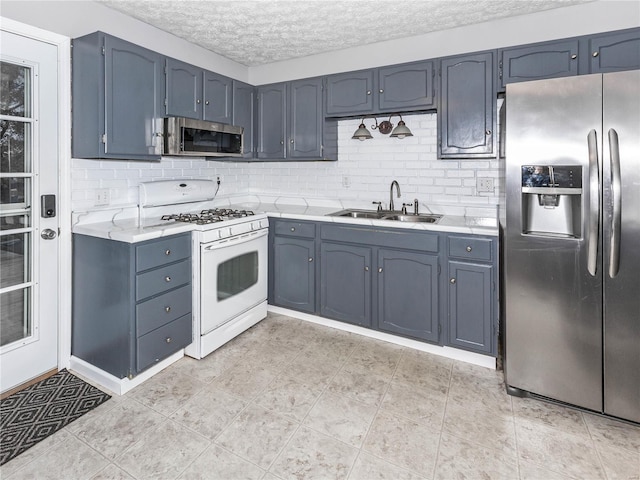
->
[502,70,639,423]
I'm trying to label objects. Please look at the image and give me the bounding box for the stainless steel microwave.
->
[163,117,244,157]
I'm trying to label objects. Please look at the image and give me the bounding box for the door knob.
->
[41,228,57,240]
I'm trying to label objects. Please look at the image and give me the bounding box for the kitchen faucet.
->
[389,180,401,211]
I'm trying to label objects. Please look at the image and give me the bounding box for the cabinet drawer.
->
[321,224,438,253]
[273,220,316,238]
[136,234,191,272]
[448,236,493,261]
[136,259,191,301]
[136,284,192,337]
[137,313,192,372]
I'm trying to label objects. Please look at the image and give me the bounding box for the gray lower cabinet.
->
[446,235,498,355]
[499,39,579,89]
[269,220,317,313]
[72,233,192,378]
[439,51,497,158]
[377,249,439,342]
[72,31,164,160]
[320,242,373,327]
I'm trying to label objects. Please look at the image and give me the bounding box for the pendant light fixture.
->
[351,114,413,141]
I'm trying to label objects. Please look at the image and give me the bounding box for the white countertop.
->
[72,196,498,243]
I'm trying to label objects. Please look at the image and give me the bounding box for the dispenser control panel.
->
[521,165,581,188]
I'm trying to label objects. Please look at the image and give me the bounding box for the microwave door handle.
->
[203,229,268,252]
[587,129,600,277]
[608,128,621,278]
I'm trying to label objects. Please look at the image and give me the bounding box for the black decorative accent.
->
[0,369,111,465]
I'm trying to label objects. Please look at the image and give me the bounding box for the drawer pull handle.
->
[165,306,171,313]
[378,267,383,273]
[308,257,313,262]
[165,276,171,282]
[466,246,472,252]
[450,278,456,284]
[165,249,171,256]
[365,266,369,272]
[165,337,172,343]
[571,54,577,60]
[290,227,295,232]
[592,51,599,57]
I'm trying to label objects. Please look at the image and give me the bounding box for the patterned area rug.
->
[0,369,110,465]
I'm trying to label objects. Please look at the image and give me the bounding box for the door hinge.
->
[101,46,105,55]
[438,324,442,334]
[101,133,107,144]
[437,264,441,275]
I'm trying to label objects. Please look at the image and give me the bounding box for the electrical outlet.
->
[342,176,351,188]
[217,175,222,183]
[477,177,494,193]
[94,188,110,206]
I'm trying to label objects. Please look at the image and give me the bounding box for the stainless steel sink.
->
[328,209,442,224]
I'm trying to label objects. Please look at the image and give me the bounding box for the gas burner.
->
[161,208,256,225]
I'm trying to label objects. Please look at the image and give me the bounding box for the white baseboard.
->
[267,306,496,370]
[69,350,184,396]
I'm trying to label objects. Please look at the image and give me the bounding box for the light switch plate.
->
[94,188,110,206]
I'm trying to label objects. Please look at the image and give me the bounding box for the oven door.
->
[200,228,268,334]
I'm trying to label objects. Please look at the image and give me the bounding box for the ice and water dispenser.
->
[521,165,582,238]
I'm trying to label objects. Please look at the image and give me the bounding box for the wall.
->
[71,112,500,215]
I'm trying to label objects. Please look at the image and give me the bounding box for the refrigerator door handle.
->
[587,129,600,276]
[608,128,621,278]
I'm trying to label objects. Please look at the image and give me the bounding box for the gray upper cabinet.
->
[166,58,233,123]
[325,70,375,116]
[377,249,439,342]
[588,28,640,73]
[499,40,579,89]
[377,61,436,111]
[288,78,324,159]
[320,242,372,327]
[232,80,255,158]
[256,83,287,159]
[72,32,164,160]
[446,235,497,356]
[439,51,496,158]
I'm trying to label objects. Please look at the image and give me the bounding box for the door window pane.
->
[0,232,30,287]
[0,288,31,346]
[0,61,30,117]
[217,251,258,301]
[1,121,30,173]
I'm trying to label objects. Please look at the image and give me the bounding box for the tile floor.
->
[2,312,639,480]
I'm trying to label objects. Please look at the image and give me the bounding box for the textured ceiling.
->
[99,0,592,66]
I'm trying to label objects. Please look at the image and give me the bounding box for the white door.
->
[0,30,59,394]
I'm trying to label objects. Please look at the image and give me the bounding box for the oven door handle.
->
[202,228,268,251]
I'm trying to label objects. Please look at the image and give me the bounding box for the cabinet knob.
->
[466,246,472,252]
[165,276,171,282]
[379,89,384,93]
[197,99,201,104]
[280,140,284,145]
[290,139,294,144]
[205,100,210,105]
[378,267,383,273]
[571,54,577,60]
[450,278,456,284]
[165,306,171,313]
[366,90,371,95]
[485,130,492,135]
[308,257,313,262]
[290,227,295,232]
[165,337,172,343]
[592,51,599,57]
[165,249,171,256]
[365,266,369,272]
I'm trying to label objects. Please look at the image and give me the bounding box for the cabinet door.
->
[165,58,202,119]
[325,70,375,116]
[589,29,640,73]
[232,80,255,158]
[377,249,439,343]
[320,242,372,327]
[104,36,164,159]
[203,71,232,123]
[256,83,286,159]
[439,52,496,158]
[500,40,579,89]
[448,261,493,354]
[378,61,435,111]
[272,236,315,313]
[288,78,323,159]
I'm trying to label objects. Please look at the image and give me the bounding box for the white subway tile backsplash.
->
[70,112,500,215]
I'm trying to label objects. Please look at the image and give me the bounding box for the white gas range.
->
[139,180,269,359]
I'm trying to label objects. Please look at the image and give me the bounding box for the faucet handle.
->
[413,198,419,215]
[401,203,414,215]
[372,201,383,212]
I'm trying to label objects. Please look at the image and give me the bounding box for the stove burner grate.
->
[161,208,256,225]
